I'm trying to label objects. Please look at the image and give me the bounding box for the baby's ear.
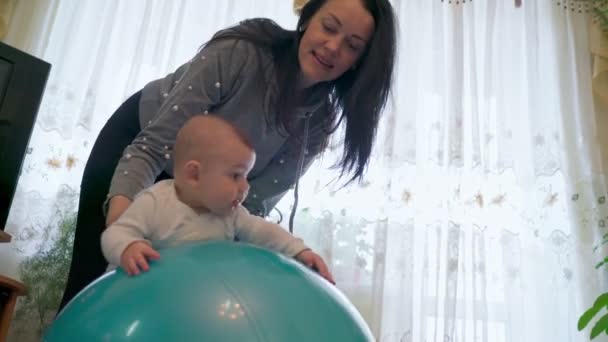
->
[184,160,201,181]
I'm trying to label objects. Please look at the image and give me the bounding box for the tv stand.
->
[0,275,26,341]
[0,231,10,243]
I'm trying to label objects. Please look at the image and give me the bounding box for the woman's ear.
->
[298,20,309,32]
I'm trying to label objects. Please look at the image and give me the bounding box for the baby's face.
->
[196,142,256,216]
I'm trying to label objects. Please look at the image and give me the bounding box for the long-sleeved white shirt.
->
[101,180,308,268]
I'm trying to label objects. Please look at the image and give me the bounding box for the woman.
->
[59,0,396,310]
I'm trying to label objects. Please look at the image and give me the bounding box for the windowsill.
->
[0,230,11,243]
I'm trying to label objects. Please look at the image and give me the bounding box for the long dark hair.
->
[205,0,396,184]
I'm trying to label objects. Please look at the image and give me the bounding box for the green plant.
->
[578,232,608,340]
[13,209,76,338]
[594,5,608,33]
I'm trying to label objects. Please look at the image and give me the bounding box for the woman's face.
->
[298,0,375,88]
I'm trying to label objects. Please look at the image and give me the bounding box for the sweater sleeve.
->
[107,39,258,202]
[232,206,309,257]
[101,191,158,267]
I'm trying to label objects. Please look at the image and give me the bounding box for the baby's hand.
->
[120,241,160,276]
[295,249,336,285]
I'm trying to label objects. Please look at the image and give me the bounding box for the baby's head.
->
[173,115,256,216]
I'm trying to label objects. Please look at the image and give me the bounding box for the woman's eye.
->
[323,24,337,33]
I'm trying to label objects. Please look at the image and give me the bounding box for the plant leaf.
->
[595,293,608,309]
[596,258,608,269]
[591,313,608,339]
[580,306,603,330]
[580,293,608,330]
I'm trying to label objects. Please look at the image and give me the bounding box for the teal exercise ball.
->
[44,241,373,341]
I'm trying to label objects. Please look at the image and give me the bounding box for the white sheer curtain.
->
[276,1,606,341]
[2,1,605,341]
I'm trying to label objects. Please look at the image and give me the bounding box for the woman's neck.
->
[296,71,316,90]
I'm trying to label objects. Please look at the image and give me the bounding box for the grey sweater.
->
[108,34,328,218]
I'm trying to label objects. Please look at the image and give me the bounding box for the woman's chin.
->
[300,67,324,88]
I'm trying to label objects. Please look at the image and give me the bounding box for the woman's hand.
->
[106,195,132,227]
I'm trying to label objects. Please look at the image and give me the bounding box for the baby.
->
[101,115,334,283]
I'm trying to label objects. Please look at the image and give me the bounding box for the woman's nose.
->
[324,36,341,54]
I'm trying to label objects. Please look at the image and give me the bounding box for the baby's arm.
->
[101,192,160,275]
[119,241,160,276]
[233,207,307,257]
[293,249,335,284]
[234,207,334,283]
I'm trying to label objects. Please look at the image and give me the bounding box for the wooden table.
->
[0,231,11,243]
[0,275,26,341]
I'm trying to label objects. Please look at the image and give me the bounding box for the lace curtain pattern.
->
[2,1,605,341]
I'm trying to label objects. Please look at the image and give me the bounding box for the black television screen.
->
[0,42,51,233]
[0,58,12,98]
